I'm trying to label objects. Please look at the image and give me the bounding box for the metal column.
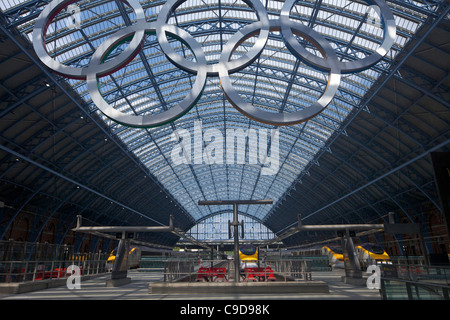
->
[232,203,240,282]
[109,233,131,286]
[341,229,362,281]
[198,199,273,282]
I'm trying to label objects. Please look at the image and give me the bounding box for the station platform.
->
[0,268,381,300]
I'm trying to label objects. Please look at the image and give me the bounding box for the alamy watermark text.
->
[171,120,280,175]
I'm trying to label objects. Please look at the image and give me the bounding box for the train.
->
[291,245,344,269]
[238,244,277,281]
[289,243,390,270]
[239,244,259,268]
[355,243,391,270]
[106,246,141,271]
[239,244,259,261]
[322,245,345,269]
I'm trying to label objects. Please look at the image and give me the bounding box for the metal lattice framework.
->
[0,0,448,250]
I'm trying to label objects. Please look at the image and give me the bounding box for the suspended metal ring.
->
[155,0,270,76]
[86,20,208,127]
[33,0,146,80]
[218,19,341,125]
[280,0,396,73]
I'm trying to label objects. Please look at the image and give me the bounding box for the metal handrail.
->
[381,277,450,300]
[0,257,108,283]
[382,263,450,285]
[158,258,314,282]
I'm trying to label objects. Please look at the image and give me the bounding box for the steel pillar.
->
[198,199,273,282]
[232,203,240,282]
[107,233,132,287]
[340,229,363,283]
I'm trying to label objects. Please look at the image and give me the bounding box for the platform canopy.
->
[0,0,448,248]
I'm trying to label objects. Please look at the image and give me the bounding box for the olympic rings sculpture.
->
[33,0,396,127]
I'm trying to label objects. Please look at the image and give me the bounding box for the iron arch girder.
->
[2,0,439,31]
[276,142,434,222]
[367,93,439,147]
[0,75,52,119]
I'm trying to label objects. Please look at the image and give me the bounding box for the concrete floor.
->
[0,268,381,300]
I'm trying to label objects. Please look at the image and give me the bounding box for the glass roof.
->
[0,0,435,240]
[187,213,276,241]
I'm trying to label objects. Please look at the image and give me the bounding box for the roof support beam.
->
[301,138,449,222]
[0,143,165,226]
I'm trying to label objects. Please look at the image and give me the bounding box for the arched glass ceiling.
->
[186,212,276,241]
[0,0,438,237]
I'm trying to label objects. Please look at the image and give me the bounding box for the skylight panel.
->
[0,0,30,11]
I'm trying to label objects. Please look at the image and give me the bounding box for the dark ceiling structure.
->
[0,0,448,251]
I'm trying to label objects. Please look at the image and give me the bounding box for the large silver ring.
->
[155,0,270,76]
[33,0,146,79]
[280,0,396,73]
[218,19,341,126]
[86,20,208,128]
